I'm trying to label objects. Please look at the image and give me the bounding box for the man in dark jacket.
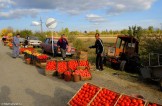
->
[57,34,68,60]
[89,33,104,71]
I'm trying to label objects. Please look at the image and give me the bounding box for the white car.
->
[28,36,42,47]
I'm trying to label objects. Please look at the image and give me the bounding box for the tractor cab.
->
[105,35,140,72]
[108,35,139,57]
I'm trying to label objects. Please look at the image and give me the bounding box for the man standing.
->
[89,33,104,71]
[12,34,20,58]
[57,34,68,60]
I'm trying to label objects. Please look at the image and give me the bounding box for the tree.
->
[148,26,154,34]
[128,26,143,41]
[0,28,8,37]
[19,30,33,38]
[59,28,70,36]
[121,29,128,35]
[96,29,100,33]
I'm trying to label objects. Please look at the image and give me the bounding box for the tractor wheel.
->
[120,60,126,71]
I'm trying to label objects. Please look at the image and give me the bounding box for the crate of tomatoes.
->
[67,83,101,106]
[147,102,162,106]
[88,88,121,106]
[68,60,78,71]
[57,60,68,79]
[45,60,57,77]
[115,94,147,106]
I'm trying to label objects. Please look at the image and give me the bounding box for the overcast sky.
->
[0,0,162,32]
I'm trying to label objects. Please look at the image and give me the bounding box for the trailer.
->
[140,53,162,91]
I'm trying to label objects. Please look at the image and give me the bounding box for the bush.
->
[140,35,162,65]
[68,34,77,43]
[73,39,84,51]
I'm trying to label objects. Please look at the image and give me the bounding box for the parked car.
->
[28,36,42,48]
[40,38,76,56]
[18,37,25,44]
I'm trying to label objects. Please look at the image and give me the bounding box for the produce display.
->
[37,54,49,61]
[20,47,34,53]
[24,50,32,54]
[90,88,120,106]
[32,52,41,57]
[147,103,162,106]
[64,71,72,76]
[116,95,145,106]
[46,60,57,71]
[68,60,78,71]
[68,83,100,106]
[73,69,91,80]
[57,61,68,73]
[78,60,89,68]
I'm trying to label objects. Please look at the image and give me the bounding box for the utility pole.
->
[40,17,43,33]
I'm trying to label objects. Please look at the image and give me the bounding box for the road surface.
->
[0,41,161,106]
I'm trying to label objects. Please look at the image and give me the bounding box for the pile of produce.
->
[147,103,162,106]
[46,60,57,71]
[57,61,68,73]
[68,83,100,106]
[37,54,49,62]
[20,47,34,53]
[68,60,78,71]
[73,69,91,80]
[68,83,161,106]
[116,95,145,106]
[78,60,89,68]
[90,88,120,106]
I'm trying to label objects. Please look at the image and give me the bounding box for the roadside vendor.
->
[12,34,20,58]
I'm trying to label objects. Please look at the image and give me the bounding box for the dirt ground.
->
[0,41,162,106]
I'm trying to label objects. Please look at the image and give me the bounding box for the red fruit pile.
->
[37,54,49,60]
[72,69,82,75]
[69,83,100,106]
[148,103,161,106]
[116,95,145,106]
[68,60,78,71]
[64,71,71,75]
[78,60,89,67]
[90,88,120,106]
[80,69,91,78]
[72,69,91,78]
[46,61,56,71]
[57,61,67,73]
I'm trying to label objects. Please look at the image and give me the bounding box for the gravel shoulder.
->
[0,42,161,106]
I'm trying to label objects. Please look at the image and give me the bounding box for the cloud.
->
[31,21,40,26]
[0,9,42,19]
[0,0,15,10]
[0,0,156,19]
[86,14,106,24]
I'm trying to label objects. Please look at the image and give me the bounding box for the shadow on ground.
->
[25,86,73,106]
[0,86,12,103]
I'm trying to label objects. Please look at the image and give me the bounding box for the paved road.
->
[0,42,85,106]
[0,41,162,106]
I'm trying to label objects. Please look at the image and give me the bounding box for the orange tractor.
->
[104,35,141,73]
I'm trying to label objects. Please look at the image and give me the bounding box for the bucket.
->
[73,74,80,82]
[64,74,72,81]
